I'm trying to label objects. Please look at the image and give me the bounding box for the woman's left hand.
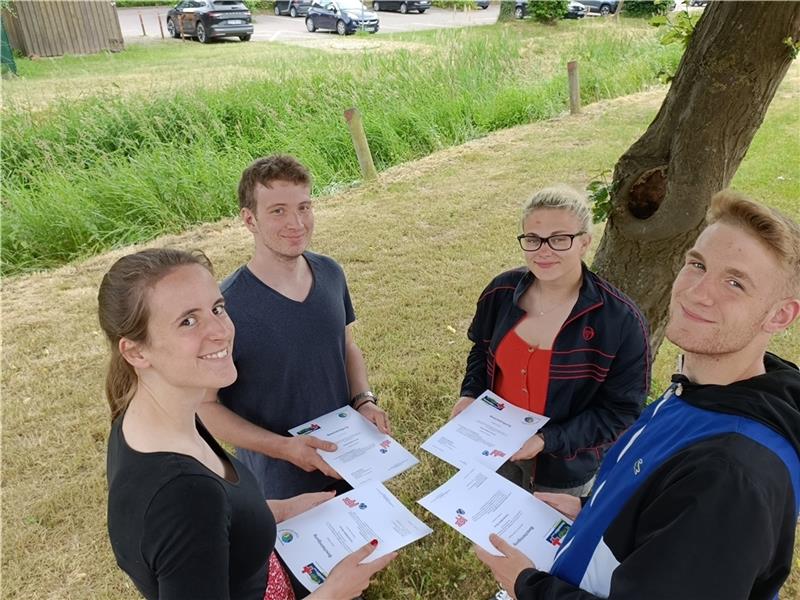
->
[474,533,535,597]
[268,491,336,523]
[510,433,545,462]
[357,401,392,435]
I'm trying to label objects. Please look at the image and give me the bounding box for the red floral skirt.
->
[264,551,295,600]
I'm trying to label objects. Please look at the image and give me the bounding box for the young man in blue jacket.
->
[475,189,800,600]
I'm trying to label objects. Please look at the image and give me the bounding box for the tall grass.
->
[1,22,681,274]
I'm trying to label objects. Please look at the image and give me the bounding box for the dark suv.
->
[306,0,379,35]
[371,0,430,13]
[166,0,253,43]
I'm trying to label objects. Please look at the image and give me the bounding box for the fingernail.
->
[370,538,378,546]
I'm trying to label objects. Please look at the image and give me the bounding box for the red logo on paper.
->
[582,326,595,341]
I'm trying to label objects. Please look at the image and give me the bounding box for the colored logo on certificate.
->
[296,423,321,436]
[302,563,327,585]
[524,416,534,423]
[279,530,297,544]
[545,519,571,547]
[379,440,391,454]
[343,497,368,509]
[338,411,348,418]
[482,449,506,458]
[481,396,505,411]
[455,511,468,527]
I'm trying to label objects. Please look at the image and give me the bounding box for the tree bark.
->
[592,1,800,357]
[498,0,516,22]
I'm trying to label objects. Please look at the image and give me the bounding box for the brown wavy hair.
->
[97,248,213,422]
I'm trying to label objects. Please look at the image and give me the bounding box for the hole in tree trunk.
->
[627,166,667,219]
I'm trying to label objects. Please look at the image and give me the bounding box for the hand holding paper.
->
[275,482,432,592]
[474,533,536,594]
[421,390,549,472]
[418,464,572,572]
[308,540,398,600]
[289,405,417,487]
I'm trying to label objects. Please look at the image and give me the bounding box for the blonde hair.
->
[707,189,800,296]
[97,248,213,422]
[522,185,592,232]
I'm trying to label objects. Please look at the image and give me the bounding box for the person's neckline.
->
[118,414,241,485]
[244,254,315,305]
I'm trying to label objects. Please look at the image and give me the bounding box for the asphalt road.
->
[116,4,500,43]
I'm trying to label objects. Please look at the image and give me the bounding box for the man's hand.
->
[280,436,341,478]
[357,401,392,435]
[269,491,336,523]
[534,492,582,520]
[510,433,545,462]
[473,533,535,598]
[449,396,475,420]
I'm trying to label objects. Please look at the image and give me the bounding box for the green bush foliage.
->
[623,0,674,18]
[529,0,569,23]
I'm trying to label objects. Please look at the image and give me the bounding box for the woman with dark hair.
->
[99,248,395,600]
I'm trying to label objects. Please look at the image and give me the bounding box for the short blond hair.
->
[522,185,592,232]
[706,189,800,295]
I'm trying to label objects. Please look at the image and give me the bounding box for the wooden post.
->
[138,12,146,36]
[157,14,165,39]
[567,60,580,114]
[343,108,377,181]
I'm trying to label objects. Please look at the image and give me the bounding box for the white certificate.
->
[417,464,572,572]
[288,405,419,487]
[420,390,549,471]
[275,482,433,592]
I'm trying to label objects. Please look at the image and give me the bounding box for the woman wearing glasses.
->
[452,186,651,498]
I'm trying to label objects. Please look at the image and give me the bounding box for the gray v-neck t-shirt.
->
[218,252,355,499]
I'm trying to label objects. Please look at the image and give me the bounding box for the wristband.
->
[351,391,378,410]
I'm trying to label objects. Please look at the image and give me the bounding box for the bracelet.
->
[351,391,378,410]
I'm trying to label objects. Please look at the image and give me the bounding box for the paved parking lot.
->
[117,5,500,44]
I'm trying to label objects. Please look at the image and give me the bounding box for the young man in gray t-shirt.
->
[199,155,390,501]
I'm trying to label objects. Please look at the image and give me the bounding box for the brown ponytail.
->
[97,248,213,422]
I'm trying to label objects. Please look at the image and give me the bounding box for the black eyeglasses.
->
[517,232,586,252]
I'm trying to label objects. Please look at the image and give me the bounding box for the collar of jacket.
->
[512,262,604,323]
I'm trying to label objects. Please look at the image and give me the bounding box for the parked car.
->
[166,0,253,43]
[274,0,313,17]
[475,0,490,8]
[580,0,619,15]
[371,0,430,14]
[566,1,586,18]
[305,0,379,35]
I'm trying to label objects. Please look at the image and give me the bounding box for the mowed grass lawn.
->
[2,30,799,600]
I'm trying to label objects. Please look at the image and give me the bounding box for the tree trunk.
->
[592,1,800,358]
[498,0,516,21]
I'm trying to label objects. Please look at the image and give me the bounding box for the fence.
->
[2,0,123,58]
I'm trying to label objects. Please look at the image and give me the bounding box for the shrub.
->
[623,0,675,18]
[528,0,569,23]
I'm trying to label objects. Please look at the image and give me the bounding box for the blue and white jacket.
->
[514,353,800,600]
